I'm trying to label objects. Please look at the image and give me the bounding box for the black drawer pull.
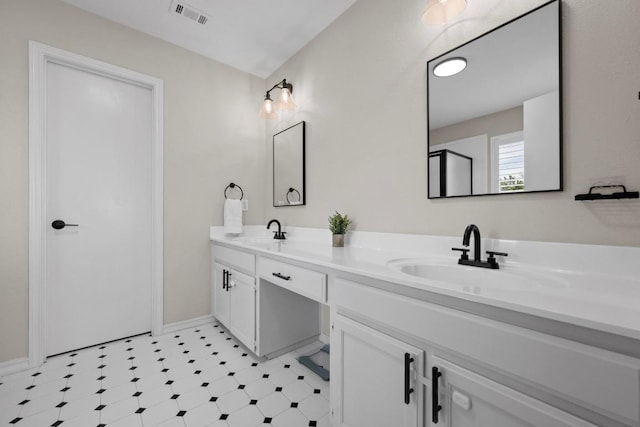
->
[52,220,79,230]
[272,272,291,281]
[432,366,442,423]
[404,353,414,405]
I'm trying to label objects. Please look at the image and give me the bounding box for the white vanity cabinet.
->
[428,356,596,427]
[331,314,424,427]
[334,277,640,427]
[210,231,640,427]
[258,256,327,303]
[211,245,257,352]
[212,262,256,350]
[211,242,323,358]
[212,262,230,325]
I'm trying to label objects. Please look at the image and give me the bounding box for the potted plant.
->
[328,211,352,247]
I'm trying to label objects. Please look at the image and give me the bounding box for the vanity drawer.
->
[258,257,326,303]
[212,245,255,274]
[336,278,640,426]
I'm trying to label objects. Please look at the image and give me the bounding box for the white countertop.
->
[210,226,640,341]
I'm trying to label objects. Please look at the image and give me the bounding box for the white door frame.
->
[28,41,164,367]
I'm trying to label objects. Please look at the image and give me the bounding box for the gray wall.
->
[0,0,266,363]
[264,0,640,246]
[430,106,523,147]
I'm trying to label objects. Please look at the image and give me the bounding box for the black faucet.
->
[452,224,508,269]
[463,224,482,262]
[267,219,286,240]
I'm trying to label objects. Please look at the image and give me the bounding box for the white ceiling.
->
[60,0,357,78]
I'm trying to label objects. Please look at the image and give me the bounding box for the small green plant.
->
[328,211,352,235]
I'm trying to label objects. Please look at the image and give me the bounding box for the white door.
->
[331,314,423,427]
[45,61,153,356]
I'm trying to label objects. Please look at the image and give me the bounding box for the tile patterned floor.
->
[0,324,330,426]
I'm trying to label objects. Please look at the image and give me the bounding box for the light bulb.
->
[259,95,278,119]
[276,88,296,111]
[264,99,273,113]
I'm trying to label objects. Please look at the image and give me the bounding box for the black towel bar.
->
[575,185,638,201]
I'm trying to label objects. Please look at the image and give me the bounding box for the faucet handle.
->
[486,250,508,257]
[452,247,470,261]
[486,250,508,269]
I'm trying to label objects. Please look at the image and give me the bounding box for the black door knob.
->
[52,220,79,230]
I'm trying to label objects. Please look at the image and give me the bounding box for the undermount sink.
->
[232,237,283,250]
[387,258,568,293]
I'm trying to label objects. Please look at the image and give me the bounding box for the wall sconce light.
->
[259,78,296,119]
[422,0,467,25]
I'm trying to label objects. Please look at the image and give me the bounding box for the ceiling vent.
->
[170,1,209,25]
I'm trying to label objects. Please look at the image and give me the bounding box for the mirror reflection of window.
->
[491,131,525,193]
[427,0,561,198]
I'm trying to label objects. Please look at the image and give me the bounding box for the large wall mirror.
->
[427,0,561,198]
[273,121,306,207]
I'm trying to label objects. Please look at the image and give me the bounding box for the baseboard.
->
[319,333,330,345]
[162,314,214,335]
[0,357,30,377]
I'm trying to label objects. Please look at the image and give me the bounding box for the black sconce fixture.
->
[259,78,296,119]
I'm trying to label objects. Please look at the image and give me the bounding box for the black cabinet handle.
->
[404,353,414,405]
[52,220,79,230]
[432,366,442,423]
[272,272,291,281]
[222,269,228,291]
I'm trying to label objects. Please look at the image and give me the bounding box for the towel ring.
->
[286,187,301,204]
[224,183,244,200]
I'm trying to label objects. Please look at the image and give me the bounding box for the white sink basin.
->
[387,258,568,293]
[231,237,283,250]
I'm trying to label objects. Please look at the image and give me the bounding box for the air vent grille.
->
[170,0,209,25]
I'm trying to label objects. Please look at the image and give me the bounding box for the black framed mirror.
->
[273,121,305,207]
[427,0,562,198]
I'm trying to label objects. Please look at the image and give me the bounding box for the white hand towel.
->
[224,199,243,234]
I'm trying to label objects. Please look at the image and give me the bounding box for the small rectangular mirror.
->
[427,0,561,198]
[273,121,305,207]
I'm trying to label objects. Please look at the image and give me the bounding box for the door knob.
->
[52,220,79,230]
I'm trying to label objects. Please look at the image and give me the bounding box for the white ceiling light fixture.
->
[433,57,467,77]
[422,0,468,25]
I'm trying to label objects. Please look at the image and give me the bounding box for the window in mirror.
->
[427,0,561,198]
[491,132,525,193]
[273,121,305,207]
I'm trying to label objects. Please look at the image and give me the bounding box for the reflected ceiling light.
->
[259,78,296,119]
[422,0,467,25]
[433,57,467,77]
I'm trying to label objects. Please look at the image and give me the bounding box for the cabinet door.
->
[428,356,596,427]
[212,262,229,325]
[331,314,423,427]
[227,268,255,350]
